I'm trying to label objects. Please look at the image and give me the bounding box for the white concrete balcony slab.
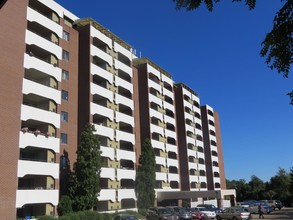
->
[149,79,162,92]
[17,160,59,179]
[21,105,60,128]
[116,112,134,126]
[115,94,133,109]
[94,124,114,140]
[117,149,135,161]
[189,175,199,182]
[91,26,112,49]
[167,158,179,167]
[117,189,136,201]
[91,45,113,66]
[98,189,116,202]
[186,136,195,146]
[114,76,133,93]
[114,42,132,59]
[198,164,206,171]
[184,112,193,121]
[199,176,207,184]
[114,60,132,78]
[187,149,197,157]
[168,173,179,182]
[19,131,59,153]
[156,172,167,182]
[100,146,115,160]
[183,99,193,109]
[164,114,175,125]
[16,189,58,208]
[163,101,175,112]
[91,102,114,120]
[25,30,62,59]
[151,140,164,151]
[27,7,62,37]
[149,93,163,105]
[150,109,163,121]
[166,143,177,154]
[100,167,115,179]
[116,130,134,144]
[189,162,197,169]
[150,124,164,135]
[91,63,113,83]
[91,83,113,102]
[147,64,160,79]
[213,167,220,173]
[165,129,176,139]
[161,74,173,86]
[117,168,135,181]
[163,87,174,99]
[155,156,166,166]
[24,54,61,82]
[23,79,61,104]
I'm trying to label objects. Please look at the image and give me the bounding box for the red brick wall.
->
[0,0,28,218]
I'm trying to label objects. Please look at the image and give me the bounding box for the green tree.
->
[69,124,101,211]
[57,196,73,216]
[135,139,156,211]
[226,179,251,201]
[248,175,265,200]
[172,0,293,104]
[269,167,291,204]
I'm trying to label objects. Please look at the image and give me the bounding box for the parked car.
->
[167,206,184,216]
[246,202,272,214]
[263,200,283,210]
[197,207,216,219]
[215,207,251,220]
[197,204,223,213]
[178,208,193,220]
[114,214,139,220]
[147,207,179,220]
[187,207,208,220]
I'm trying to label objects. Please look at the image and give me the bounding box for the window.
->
[62,50,69,61]
[61,111,68,122]
[61,90,68,101]
[61,133,68,144]
[63,31,70,41]
[62,70,69,80]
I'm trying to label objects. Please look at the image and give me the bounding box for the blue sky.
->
[56,0,293,182]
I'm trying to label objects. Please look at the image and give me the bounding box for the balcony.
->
[21,105,60,128]
[114,42,132,60]
[27,7,62,38]
[19,131,59,153]
[117,168,135,181]
[91,26,112,49]
[23,79,60,104]
[117,149,135,161]
[100,146,115,160]
[147,64,161,79]
[100,167,115,179]
[116,130,134,144]
[93,124,114,140]
[117,189,136,201]
[98,189,116,202]
[17,160,58,179]
[25,30,61,59]
[114,60,132,78]
[116,112,134,127]
[91,102,114,121]
[16,189,58,208]
[24,54,61,81]
[91,45,113,66]
[91,63,113,82]
[115,94,133,109]
[114,76,133,93]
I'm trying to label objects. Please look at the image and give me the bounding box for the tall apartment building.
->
[201,105,227,190]
[0,0,229,218]
[174,83,207,192]
[133,58,180,197]
[74,18,137,211]
[0,0,79,218]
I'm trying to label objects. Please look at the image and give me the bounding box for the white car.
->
[198,207,216,219]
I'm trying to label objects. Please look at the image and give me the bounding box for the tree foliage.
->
[69,124,101,211]
[57,196,73,216]
[135,139,156,211]
[227,167,293,205]
[172,0,293,104]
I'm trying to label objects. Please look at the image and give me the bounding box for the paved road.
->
[251,207,293,219]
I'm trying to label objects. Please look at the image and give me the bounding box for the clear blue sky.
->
[56,0,293,182]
